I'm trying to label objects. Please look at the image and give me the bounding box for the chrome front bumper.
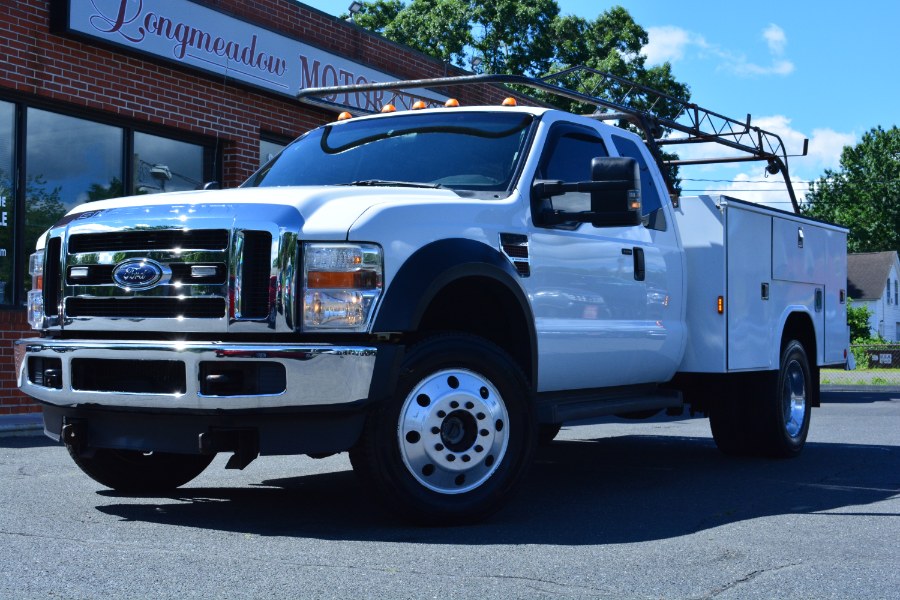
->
[15,338,377,411]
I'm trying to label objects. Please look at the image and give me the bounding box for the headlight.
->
[302,243,382,331]
[27,250,44,329]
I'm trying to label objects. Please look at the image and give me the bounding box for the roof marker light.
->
[337,111,353,121]
[444,98,460,107]
[411,100,427,110]
[381,103,396,113]
[502,97,517,106]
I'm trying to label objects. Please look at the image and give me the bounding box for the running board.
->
[535,385,682,424]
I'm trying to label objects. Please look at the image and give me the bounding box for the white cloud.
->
[643,23,794,77]
[710,171,807,210]
[644,26,694,65]
[732,59,794,76]
[763,24,787,55]
[753,115,855,173]
[669,115,856,209]
[807,128,856,170]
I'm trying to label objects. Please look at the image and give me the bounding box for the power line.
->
[680,177,900,185]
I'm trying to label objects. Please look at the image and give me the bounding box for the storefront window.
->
[134,132,204,194]
[25,109,123,289]
[2,103,214,305]
[260,139,287,168]
[0,101,14,305]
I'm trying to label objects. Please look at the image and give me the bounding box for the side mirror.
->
[531,156,642,227]
[589,157,641,227]
[202,181,221,190]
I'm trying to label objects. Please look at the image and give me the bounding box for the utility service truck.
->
[16,69,849,523]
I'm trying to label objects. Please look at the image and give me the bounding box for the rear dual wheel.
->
[710,339,812,458]
[350,335,536,524]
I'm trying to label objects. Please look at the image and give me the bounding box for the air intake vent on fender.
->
[499,233,530,277]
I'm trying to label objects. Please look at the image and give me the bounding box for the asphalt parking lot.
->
[1,389,898,599]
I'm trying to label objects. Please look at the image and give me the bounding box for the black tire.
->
[709,340,812,458]
[349,334,536,525]
[66,445,215,493]
[754,339,812,458]
[538,423,562,445]
[708,385,754,456]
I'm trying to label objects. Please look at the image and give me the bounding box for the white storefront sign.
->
[55,0,444,111]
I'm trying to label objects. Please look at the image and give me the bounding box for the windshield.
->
[244,112,535,197]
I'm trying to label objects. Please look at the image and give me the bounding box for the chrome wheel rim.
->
[782,359,807,438]
[398,368,509,495]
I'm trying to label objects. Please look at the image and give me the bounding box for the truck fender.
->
[373,238,537,382]
[775,305,818,367]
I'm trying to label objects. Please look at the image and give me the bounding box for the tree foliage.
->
[346,0,691,191]
[802,126,900,254]
[847,300,877,342]
[346,0,689,118]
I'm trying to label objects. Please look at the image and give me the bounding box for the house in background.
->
[847,251,900,342]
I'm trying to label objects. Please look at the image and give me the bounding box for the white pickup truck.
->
[16,71,848,524]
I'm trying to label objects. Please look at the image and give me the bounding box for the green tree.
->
[802,125,900,254]
[86,177,125,202]
[847,300,875,342]
[347,1,690,190]
[345,0,404,33]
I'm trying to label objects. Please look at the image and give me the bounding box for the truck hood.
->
[55,185,463,239]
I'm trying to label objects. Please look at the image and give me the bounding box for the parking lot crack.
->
[696,561,801,599]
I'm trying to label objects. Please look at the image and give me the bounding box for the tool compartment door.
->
[726,206,773,370]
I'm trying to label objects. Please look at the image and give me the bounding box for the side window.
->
[535,126,608,217]
[611,135,664,216]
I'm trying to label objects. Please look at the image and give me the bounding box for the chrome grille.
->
[66,297,227,319]
[42,203,302,333]
[68,229,229,253]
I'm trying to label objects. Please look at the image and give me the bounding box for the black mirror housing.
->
[589,157,641,226]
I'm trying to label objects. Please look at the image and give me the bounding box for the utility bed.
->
[675,195,848,373]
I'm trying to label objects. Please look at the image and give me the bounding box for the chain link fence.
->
[821,344,900,387]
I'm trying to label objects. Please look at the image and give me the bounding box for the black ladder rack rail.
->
[297,68,805,213]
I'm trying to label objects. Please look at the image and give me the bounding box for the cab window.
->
[534,125,608,222]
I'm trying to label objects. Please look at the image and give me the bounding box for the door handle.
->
[633,247,645,281]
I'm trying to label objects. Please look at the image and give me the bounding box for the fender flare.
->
[373,238,537,383]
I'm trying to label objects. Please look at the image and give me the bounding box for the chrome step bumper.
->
[15,338,377,411]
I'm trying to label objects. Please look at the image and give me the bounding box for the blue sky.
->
[299,0,898,209]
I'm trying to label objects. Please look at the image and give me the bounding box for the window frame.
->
[0,92,220,308]
[531,121,609,230]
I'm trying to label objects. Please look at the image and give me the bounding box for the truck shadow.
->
[95,434,900,545]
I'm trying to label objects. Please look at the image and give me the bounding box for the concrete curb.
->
[0,414,43,437]
[821,385,900,394]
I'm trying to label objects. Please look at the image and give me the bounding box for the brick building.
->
[0,0,505,420]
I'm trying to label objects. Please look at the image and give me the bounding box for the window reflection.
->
[134,132,203,194]
[24,109,123,295]
[0,101,14,305]
[259,139,287,168]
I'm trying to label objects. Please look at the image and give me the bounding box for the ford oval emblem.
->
[112,259,164,290]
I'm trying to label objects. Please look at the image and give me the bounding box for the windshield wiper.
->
[344,179,444,189]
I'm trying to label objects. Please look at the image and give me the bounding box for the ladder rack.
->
[297,67,806,212]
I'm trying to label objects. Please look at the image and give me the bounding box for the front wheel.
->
[66,445,215,493]
[350,335,536,524]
